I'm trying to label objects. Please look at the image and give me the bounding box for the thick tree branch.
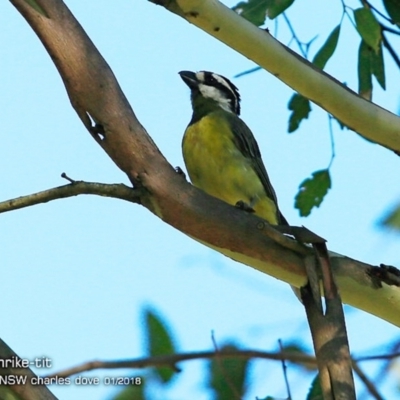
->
[302,246,355,399]
[7,0,307,295]
[151,0,400,153]
[8,0,400,327]
[0,338,57,400]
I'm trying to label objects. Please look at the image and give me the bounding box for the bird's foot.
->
[175,166,186,180]
[235,200,255,214]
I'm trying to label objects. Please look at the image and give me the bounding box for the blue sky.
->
[1,0,400,399]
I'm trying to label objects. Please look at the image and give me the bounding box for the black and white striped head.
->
[179,70,241,115]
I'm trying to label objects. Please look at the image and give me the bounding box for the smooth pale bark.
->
[154,0,400,152]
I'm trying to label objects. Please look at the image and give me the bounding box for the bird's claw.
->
[235,200,255,213]
[175,166,187,180]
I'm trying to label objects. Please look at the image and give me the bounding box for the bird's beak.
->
[179,70,198,89]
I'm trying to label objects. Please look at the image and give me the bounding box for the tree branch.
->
[43,348,393,399]
[352,361,384,400]
[151,0,400,153]
[301,245,355,399]
[0,338,57,400]
[382,31,400,70]
[45,349,317,379]
[0,179,141,213]
[8,0,400,327]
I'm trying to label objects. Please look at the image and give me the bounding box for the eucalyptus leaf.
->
[266,0,295,19]
[354,7,381,53]
[371,42,386,89]
[112,382,145,400]
[307,374,323,400]
[295,170,331,217]
[383,0,400,25]
[380,202,400,232]
[144,308,177,383]
[358,40,372,100]
[232,0,294,25]
[312,25,341,70]
[288,94,311,132]
[208,343,249,400]
[232,0,269,26]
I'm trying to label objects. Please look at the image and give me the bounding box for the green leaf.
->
[232,0,294,25]
[232,0,269,26]
[357,39,385,98]
[23,0,49,18]
[307,374,323,400]
[144,308,177,383]
[112,381,145,400]
[354,7,381,53]
[208,343,249,400]
[371,42,386,89]
[358,40,372,100]
[383,0,400,25]
[379,202,400,232]
[312,25,341,70]
[295,170,331,217]
[265,0,295,19]
[287,94,311,132]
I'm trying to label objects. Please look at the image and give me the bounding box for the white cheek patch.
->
[198,83,233,113]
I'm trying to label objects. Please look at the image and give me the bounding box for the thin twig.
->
[282,12,307,57]
[364,0,394,24]
[366,340,400,394]
[381,25,400,36]
[61,172,76,183]
[356,351,400,362]
[352,360,384,400]
[278,339,292,400]
[382,32,400,70]
[0,179,141,214]
[327,115,336,169]
[340,0,357,29]
[44,349,317,379]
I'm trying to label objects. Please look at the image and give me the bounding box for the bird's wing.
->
[228,113,288,225]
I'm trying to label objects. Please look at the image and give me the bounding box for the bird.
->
[179,70,287,226]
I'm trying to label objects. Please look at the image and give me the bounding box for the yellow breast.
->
[182,112,278,224]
